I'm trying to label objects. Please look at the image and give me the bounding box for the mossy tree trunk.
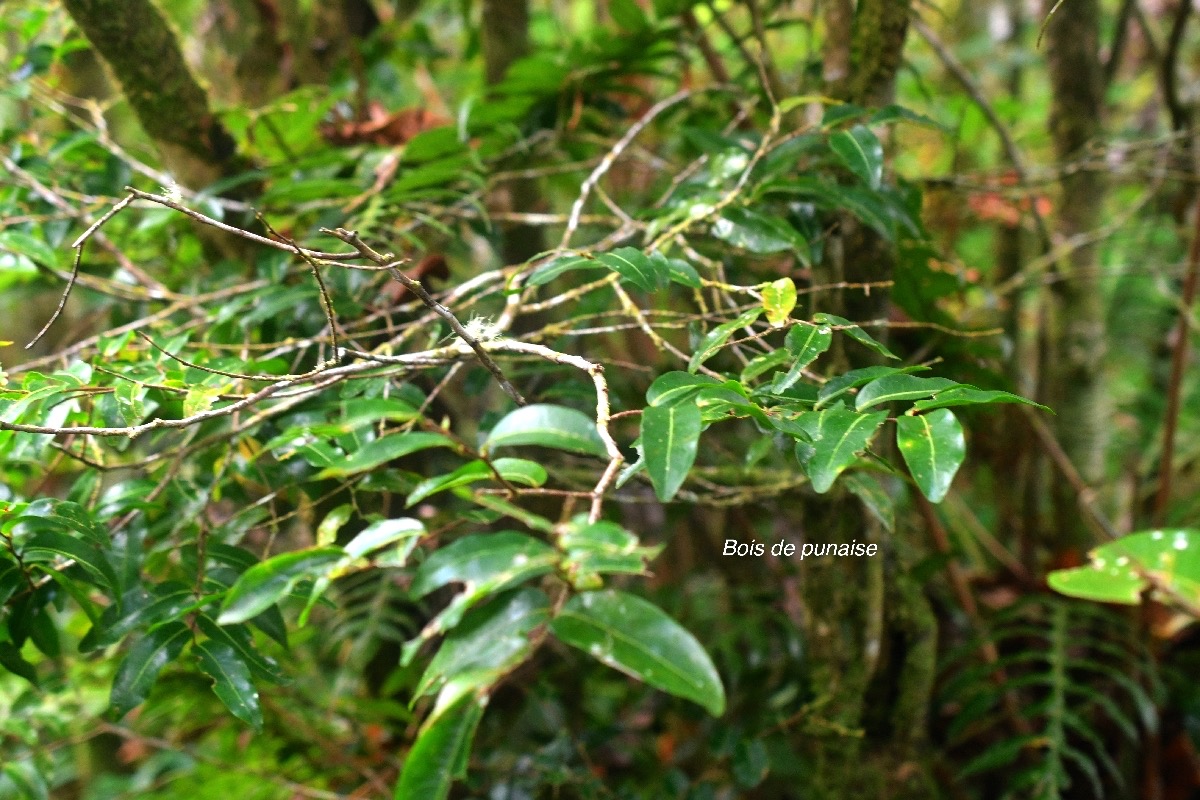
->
[60,0,249,190]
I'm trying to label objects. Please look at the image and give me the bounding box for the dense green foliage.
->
[1,1,1199,799]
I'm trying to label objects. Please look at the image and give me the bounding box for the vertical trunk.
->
[60,0,248,189]
[482,0,544,265]
[1043,0,1108,545]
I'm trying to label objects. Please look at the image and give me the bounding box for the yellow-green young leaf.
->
[217,548,345,624]
[183,386,221,418]
[316,503,353,546]
[795,407,887,493]
[641,401,702,502]
[896,409,965,503]
[195,640,263,731]
[482,404,606,457]
[343,517,425,560]
[550,589,725,716]
[394,692,486,800]
[762,278,797,327]
[1048,529,1200,606]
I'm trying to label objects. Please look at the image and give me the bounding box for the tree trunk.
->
[1043,0,1108,547]
[60,0,249,190]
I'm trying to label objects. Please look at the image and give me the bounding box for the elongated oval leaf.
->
[394,692,486,800]
[195,616,286,684]
[641,401,702,502]
[646,371,720,407]
[912,387,1051,413]
[856,375,960,411]
[688,309,762,372]
[795,407,887,493]
[772,323,833,392]
[812,312,898,360]
[110,622,191,718]
[195,640,263,730]
[1048,529,1200,605]
[596,247,658,292]
[22,530,119,594]
[410,532,558,599]
[405,458,546,507]
[527,255,602,287]
[416,587,550,698]
[829,125,883,189]
[316,432,455,478]
[217,548,345,625]
[343,517,425,560]
[816,365,925,409]
[482,404,606,457]
[550,589,725,716]
[896,409,965,502]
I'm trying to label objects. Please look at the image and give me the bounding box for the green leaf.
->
[406,458,547,506]
[596,247,657,292]
[842,472,895,532]
[610,0,650,31]
[316,503,353,546]
[829,125,883,189]
[772,322,833,392]
[856,374,960,410]
[912,387,1051,413]
[816,365,923,409]
[409,532,559,599]
[762,278,797,327]
[2,761,48,800]
[195,640,263,730]
[559,516,662,588]
[195,616,286,684]
[22,530,119,594]
[482,404,606,457]
[649,251,702,288]
[641,401,702,502]
[688,308,762,372]
[526,255,602,287]
[740,349,791,384]
[393,692,485,800]
[550,589,725,716]
[1048,529,1200,606]
[110,622,190,718]
[217,547,345,625]
[315,432,455,478]
[896,409,965,503]
[415,588,550,699]
[646,371,720,407]
[0,641,39,685]
[795,407,887,493]
[712,207,807,256]
[812,313,898,359]
[0,230,58,268]
[182,386,221,417]
[343,517,425,560]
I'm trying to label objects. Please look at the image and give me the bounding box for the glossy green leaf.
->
[842,472,895,532]
[688,308,762,372]
[740,349,791,384]
[812,313,898,359]
[856,374,960,410]
[406,458,547,506]
[1048,529,1200,606]
[410,532,558,599]
[816,365,924,409]
[559,516,661,588]
[0,230,58,268]
[762,278,797,327]
[195,616,286,684]
[343,517,425,560]
[896,409,965,503]
[2,761,48,800]
[526,255,601,287]
[109,622,190,718]
[912,387,1051,413]
[641,401,702,502]
[217,547,345,625]
[772,322,833,392]
[195,640,263,730]
[646,371,720,407]
[315,432,455,478]
[0,641,39,685]
[80,583,195,652]
[482,404,606,457]
[712,207,807,256]
[596,247,657,292]
[22,530,119,593]
[830,125,883,189]
[795,407,887,493]
[649,251,702,288]
[415,587,550,698]
[394,692,485,800]
[550,589,725,716]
